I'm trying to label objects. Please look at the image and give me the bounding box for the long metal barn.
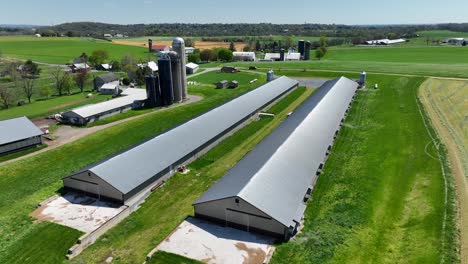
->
[63,77,299,204]
[193,77,358,241]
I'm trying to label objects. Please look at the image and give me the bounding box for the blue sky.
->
[1,0,467,25]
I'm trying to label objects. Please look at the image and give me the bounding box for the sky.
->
[1,0,467,25]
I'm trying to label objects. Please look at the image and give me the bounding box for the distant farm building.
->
[99,81,121,95]
[220,66,239,73]
[186,62,199,74]
[216,80,229,89]
[70,63,91,73]
[264,52,300,61]
[193,77,358,240]
[93,73,119,91]
[103,34,112,38]
[98,63,112,71]
[0,117,43,156]
[233,52,256,61]
[185,47,196,54]
[60,88,147,126]
[442,38,465,45]
[364,39,406,45]
[63,77,299,203]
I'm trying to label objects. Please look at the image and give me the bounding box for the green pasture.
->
[0,36,150,64]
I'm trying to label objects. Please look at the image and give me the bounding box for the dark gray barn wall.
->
[0,136,42,155]
[64,171,123,202]
[194,197,286,237]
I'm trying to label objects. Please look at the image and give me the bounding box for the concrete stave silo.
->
[158,58,174,106]
[166,51,183,103]
[172,37,187,100]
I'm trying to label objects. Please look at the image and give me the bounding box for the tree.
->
[39,85,52,99]
[185,38,195,47]
[110,61,121,71]
[21,77,36,103]
[121,54,137,81]
[200,49,217,61]
[243,45,251,52]
[319,36,328,51]
[229,42,236,52]
[426,37,430,46]
[74,71,89,92]
[51,67,71,96]
[218,48,233,61]
[255,40,262,51]
[188,53,201,63]
[284,36,293,48]
[315,48,325,60]
[89,50,109,67]
[0,84,16,109]
[21,60,41,76]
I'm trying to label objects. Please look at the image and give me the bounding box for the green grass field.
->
[0,36,150,64]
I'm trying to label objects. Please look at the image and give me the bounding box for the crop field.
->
[0,73,302,263]
[0,36,150,64]
[113,39,247,51]
[419,78,468,263]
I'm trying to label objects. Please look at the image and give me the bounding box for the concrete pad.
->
[155,218,276,264]
[31,193,126,233]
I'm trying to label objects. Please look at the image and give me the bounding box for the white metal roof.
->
[0,116,43,145]
[73,63,90,69]
[63,88,147,119]
[186,62,199,69]
[264,52,300,61]
[101,64,111,70]
[195,77,358,227]
[100,81,120,90]
[70,77,298,195]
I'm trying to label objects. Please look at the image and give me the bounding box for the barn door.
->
[225,209,250,232]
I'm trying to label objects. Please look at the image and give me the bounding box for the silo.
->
[279,48,285,61]
[172,37,187,100]
[158,58,174,106]
[359,71,367,85]
[267,70,274,82]
[304,41,311,60]
[166,52,183,103]
[298,40,305,58]
[145,75,161,107]
[148,39,153,52]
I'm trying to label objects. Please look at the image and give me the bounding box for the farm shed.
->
[233,52,256,61]
[70,63,91,73]
[193,77,359,241]
[98,81,121,95]
[93,73,119,91]
[61,88,147,126]
[221,66,239,73]
[186,62,199,74]
[264,52,300,61]
[0,116,43,156]
[63,77,299,204]
[216,80,229,89]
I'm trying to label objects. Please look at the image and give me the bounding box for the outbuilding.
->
[0,116,43,156]
[216,80,229,89]
[193,77,358,240]
[233,52,256,61]
[93,73,119,91]
[61,88,147,126]
[63,77,299,203]
[186,62,199,74]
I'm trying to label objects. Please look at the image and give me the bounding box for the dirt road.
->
[419,79,468,263]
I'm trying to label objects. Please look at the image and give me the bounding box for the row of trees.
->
[188,48,233,63]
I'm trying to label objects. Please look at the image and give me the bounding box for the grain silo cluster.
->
[145,37,188,107]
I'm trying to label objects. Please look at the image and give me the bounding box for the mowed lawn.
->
[269,74,457,263]
[0,36,150,64]
[0,75,296,263]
